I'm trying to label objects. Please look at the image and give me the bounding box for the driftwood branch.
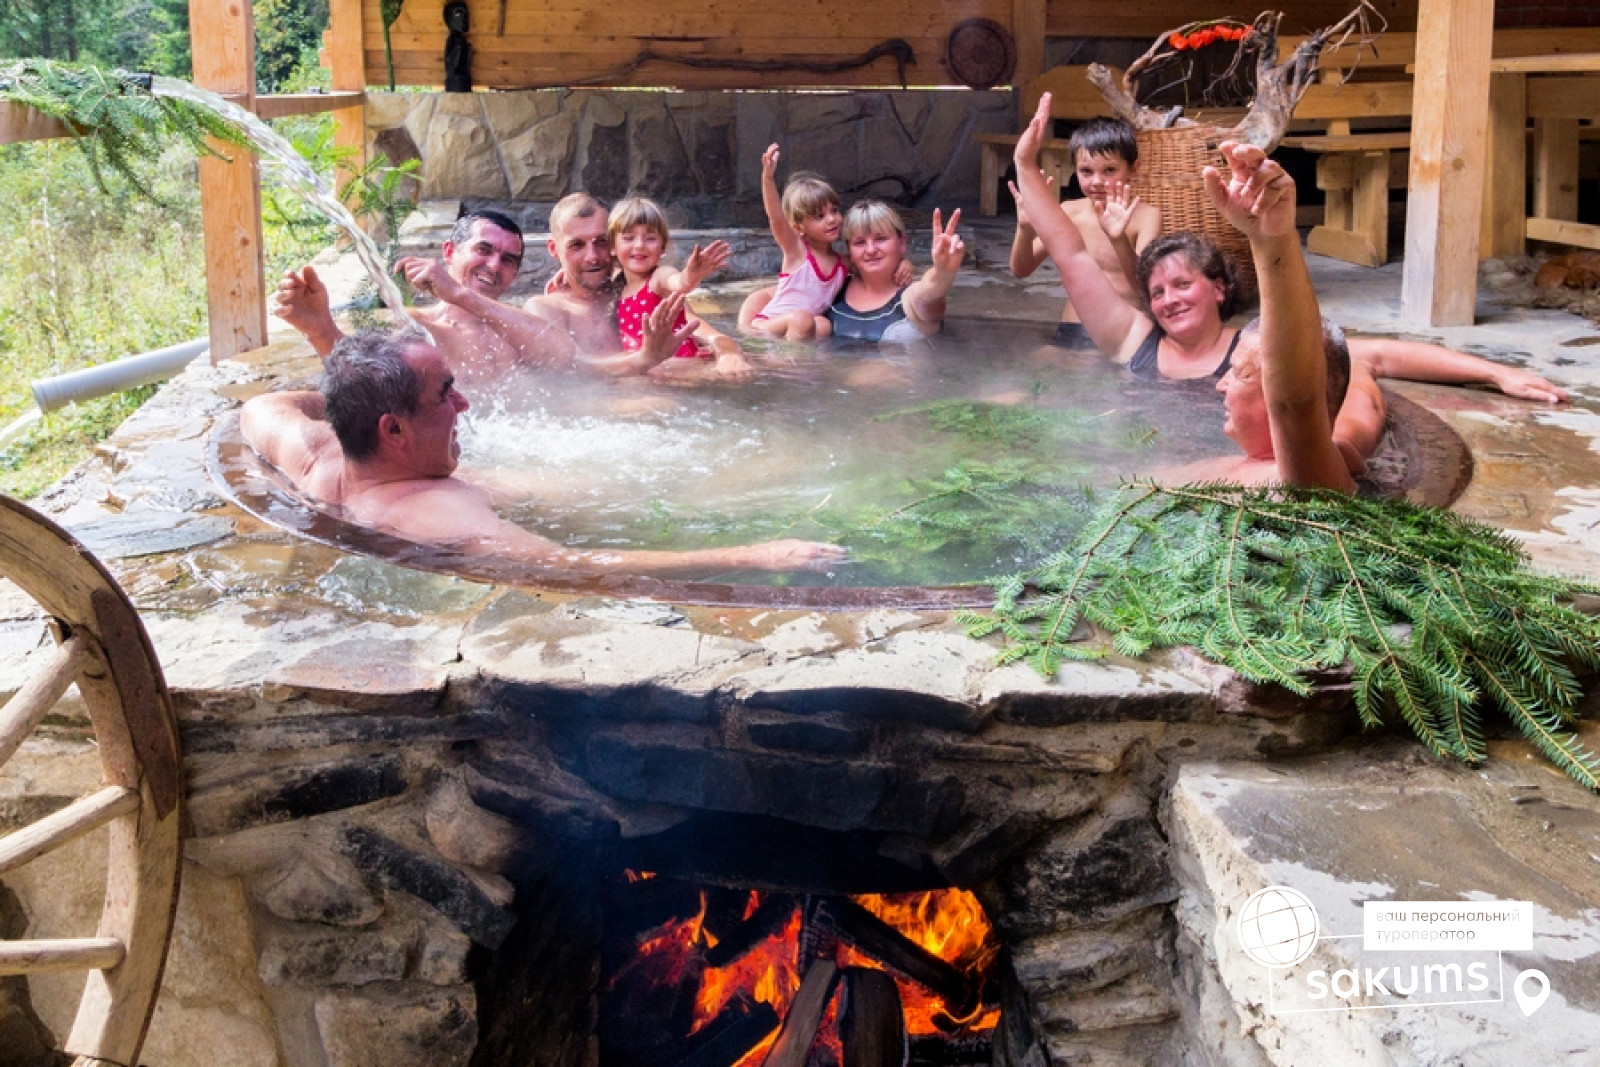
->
[1086,3,1387,149]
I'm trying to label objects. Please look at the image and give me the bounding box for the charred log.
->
[814,897,983,1019]
[908,1033,993,1065]
[677,997,782,1067]
[704,894,798,968]
[839,967,908,1067]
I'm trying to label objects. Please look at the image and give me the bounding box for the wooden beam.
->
[0,938,125,977]
[1399,0,1493,328]
[190,0,266,361]
[253,91,366,120]
[1013,0,1046,111]
[327,0,369,179]
[0,101,74,144]
[1525,216,1600,251]
[1481,73,1526,258]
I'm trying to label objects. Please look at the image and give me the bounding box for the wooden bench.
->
[975,134,1073,217]
[1279,130,1410,267]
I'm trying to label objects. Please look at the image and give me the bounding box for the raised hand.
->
[680,240,732,291]
[544,270,571,296]
[1202,141,1297,241]
[274,265,330,328]
[1095,182,1141,241]
[1013,92,1052,170]
[930,207,965,274]
[1008,174,1056,230]
[640,290,699,365]
[397,256,464,304]
[761,143,781,181]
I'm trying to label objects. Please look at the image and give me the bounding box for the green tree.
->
[254,0,327,93]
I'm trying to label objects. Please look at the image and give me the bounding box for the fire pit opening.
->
[470,815,1014,1067]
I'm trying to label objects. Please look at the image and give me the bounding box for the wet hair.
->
[550,192,607,238]
[1069,117,1139,167]
[607,197,671,247]
[1137,232,1241,320]
[842,200,906,243]
[781,172,841,227]
[1238,317,1352,418]
[321,329,425,461]
[449,209,523,248]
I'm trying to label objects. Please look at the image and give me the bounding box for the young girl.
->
[607,197,734,360]
[736,145,847,341]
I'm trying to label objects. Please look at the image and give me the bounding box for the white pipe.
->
[0,410,41,453]
[31,337,210,413]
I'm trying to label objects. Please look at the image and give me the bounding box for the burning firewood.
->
[813,897,986,1020]
[1087,2,1387,150]
[760,958,841,1067]
[839,967,909,1067]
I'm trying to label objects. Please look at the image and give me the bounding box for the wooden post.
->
[1481,72,1526,257]
[1532,118,1580,221]
[190,0,266,360]
[1399,0,1494,327]
[326,0,369,184]
[1013,0,1046,113]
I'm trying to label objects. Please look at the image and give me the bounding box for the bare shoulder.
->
[1132,201,1162,237]
[1062,199,1097,225]
[362,477,496,542]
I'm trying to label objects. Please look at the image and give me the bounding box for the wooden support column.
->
[1399,0,1494,328]
[326,0,369,182]
[1013,0,1046,120]
[1532,118,1580,220]
[1481,72,1526,257]
[190,0,266,360]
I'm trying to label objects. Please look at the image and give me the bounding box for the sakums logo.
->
[1236,886,1552,1018]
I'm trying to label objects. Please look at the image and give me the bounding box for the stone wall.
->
[365,88,1015,226]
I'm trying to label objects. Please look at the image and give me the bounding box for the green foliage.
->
[0,58,249,202]
[961,482,1600,789]
[254,0,328,93]
[0,385,154,497]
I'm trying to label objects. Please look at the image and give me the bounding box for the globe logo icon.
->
[1237,886,1320,968]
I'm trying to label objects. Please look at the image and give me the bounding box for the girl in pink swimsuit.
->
[607,197,738,361]
[737,145,848,341]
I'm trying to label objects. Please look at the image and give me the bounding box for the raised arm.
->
[1347,338,1569,403]
[759,144,805,266]
[654,241,732,296]
[903,208,964,335]
[1204,142,1353,492]
[397,257,569,368]
[1095,184,1147,296]
[1013,95,1148,361]
[274,266,345,356]
[239,391,337,486]
[1006,178,1051,278]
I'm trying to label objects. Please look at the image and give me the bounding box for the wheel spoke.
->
[0,785,138,875]
[0,633,86,766]
[0,937,125,976]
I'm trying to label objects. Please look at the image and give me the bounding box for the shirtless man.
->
[276,208,696,387]
[239,329,845,573]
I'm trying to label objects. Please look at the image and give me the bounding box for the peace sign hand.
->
[930,207,965,274]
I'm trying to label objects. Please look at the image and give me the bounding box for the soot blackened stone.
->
[992,812,1177,938]
[579,734,893,831]
[262,758,408,823]
[745,720,869,755]
[338,828,515,948]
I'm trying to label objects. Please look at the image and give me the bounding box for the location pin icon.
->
[1514,968,1550,1017]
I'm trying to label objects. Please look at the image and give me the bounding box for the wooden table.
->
[1483,54,1600,256]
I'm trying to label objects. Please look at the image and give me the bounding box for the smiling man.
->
[521,193,629,355]
[241,329,847,574]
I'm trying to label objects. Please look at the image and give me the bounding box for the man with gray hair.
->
[241,329,843,573]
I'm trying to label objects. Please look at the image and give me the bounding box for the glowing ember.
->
[609,882,1000,1065]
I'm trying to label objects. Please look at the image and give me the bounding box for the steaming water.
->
[445,330,1237,588]
[150,76,411,324]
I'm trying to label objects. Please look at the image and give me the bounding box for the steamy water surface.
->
[433,327,1237,589]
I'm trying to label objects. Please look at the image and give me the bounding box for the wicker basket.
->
[1133,125,1257,304]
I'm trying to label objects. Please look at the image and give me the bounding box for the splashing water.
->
[150,76,416,331]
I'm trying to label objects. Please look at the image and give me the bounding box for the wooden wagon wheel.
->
[0,495,181,1066]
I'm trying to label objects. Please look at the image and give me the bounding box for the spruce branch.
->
[968,482,1600,789]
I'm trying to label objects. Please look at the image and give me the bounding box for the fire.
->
[614,883,999,1065]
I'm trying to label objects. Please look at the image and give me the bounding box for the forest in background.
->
[0,0,338,497]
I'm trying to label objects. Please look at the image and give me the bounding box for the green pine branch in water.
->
[0,59,251,205]
[960,482,1600,790]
